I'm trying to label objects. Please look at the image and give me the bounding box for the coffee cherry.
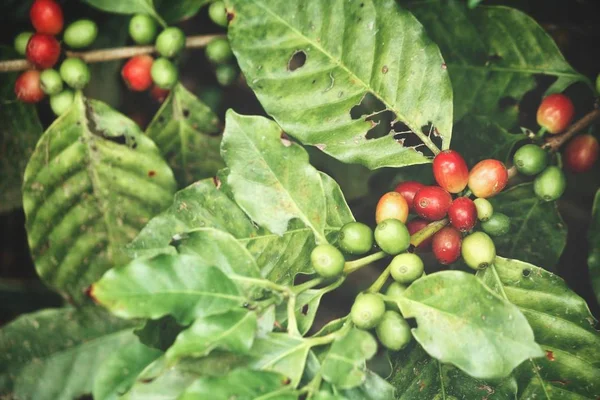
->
[26,33,60,69]
[30,0,63,35]
[433,150,469,193]
[351,293,385,329]
[390,253,424,284]
[209,1,228,27]
[536,93,575,134]
[155,27,186,58]
[206,38,234,64]
[564,134,599,173]
[60,58,91,89]
[394,181,424,212]
[461,232,496,270]
[14,32,33,56]
[14,70,45,103]
[413,186,452,221]
[385,282,407,300]
[39,68,63,95]
[129,14,157,45]
[374,219,410,255]
[121,55,153,92]
[310,244,345,278]
[151,58,178,89]
[473,198,493,222]
[468,159,508,198]
[64,19,98,49]
[513,144,548,176]
[481,213,510,237]
[215,64,239,86]
[375,311,412,351]
[448,197,477,232]
[50,89,74,116]
[338,222,373,255]
[534,166,566,202]
[150,85,170,103]
[375,192,408,224]
[431,226,461,265]
[406,219,432,251]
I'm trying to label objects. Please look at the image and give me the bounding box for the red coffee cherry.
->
[121,55,154,92]
[432,226,462,265]
[406,218,432,251]
[536,93,575,134]
[564,134,599,173]
[467,159,508,198]
[375,192,409,224]
[150,85,170,103]
[448,197,477,232]
[15,70,45,103]
[26,33,60,69]
[432,150,469,193]
[394,181,424,212]
[30,0,64,35]
[413,186,452,221]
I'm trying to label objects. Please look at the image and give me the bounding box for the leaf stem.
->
[287,294,300,337]
[343,251,387,274]
[292,277,324,295]
[307,320,351,346]
[542,108,600,152]
[411,218,448,247]
[367,265,391,293]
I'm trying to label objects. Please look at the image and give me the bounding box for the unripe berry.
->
[150,85,170,103]
[394,181,424,212]
[215,64,239,86]
[39,68,63,95]
[406,219,432,251]
[564,134,599,173]
[151,58,178,89]
[390,253,424,284]
[60,58,91,89]
[338,222,373,255]
[448,197,477,232]
[473,198,493,222]
[374,219,410,255]
[30,0,64,35]
[121,55,154,92]
[14,32,33,56]
[64,19,98,49]
[206,38,234,64]
[461,232,496,270]
[351,293,385,329]
[534,166,566,202]
[468,159,508,198]
[375,192,408,224]
[209,1,228,27]
[431,226,461,265]
[385,282,407,301]
[536,93,575,134]
[513,144,548,176]
[155,27,186,58]
[481,212,511,237]
[129,14,158,45]
[50,89,74,116]
[375,311,412,351]
[310,244,345,278]
[26,33,60,69]
[14,70,45,103]
[413,186,452,221]
[432,150,469,193]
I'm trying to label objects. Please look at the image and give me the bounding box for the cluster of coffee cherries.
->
[13,0,96,115]
[205,1,239,86]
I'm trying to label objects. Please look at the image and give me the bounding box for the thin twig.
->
[542,108,600,152]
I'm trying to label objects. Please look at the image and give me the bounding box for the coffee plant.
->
[1,0,600,399]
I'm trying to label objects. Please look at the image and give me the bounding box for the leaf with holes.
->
[489,183,567,269]
[590,190,600,306]
[407,0,590,127]
[275,289,326,336]
[478,257,600,399]
[22,93,176,304]
[146,84,224,187]
[227,0,453,168]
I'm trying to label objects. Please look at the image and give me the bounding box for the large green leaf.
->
[395,270,544,379]
[22,93,176,304]
[156,0,211,22]
[589,190,600,306]
[478,257,600,399]
[0,307,138,399]
[408,0,590,127]
[146,84,224,187]
[227,0,453,168]
[489,183,567,269]
[82,0,164,23]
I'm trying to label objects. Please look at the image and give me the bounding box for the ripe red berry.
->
[394,181,424,212]
[564,134,599,173]
[30,0,64,35]
[433,150,469,193]
[406,218,432,251]
[375,192,409,224]
[14,70,45,103]
[150,85,170,103]
[448,197,477,232]
[432,226,462,265]
[468,159,508,198]
[121,55,154,92]
[26,33,60,69]
[536,93,575,134]
[413,186,452,221]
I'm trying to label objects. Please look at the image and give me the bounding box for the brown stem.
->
[0,34,225,73]
[542,108,600,152]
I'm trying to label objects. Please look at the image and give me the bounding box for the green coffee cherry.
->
[338,222,373,255]
[534,166,566,202]
[129,14,158,45]
[513,144,548,176]
[310,244,345,278]
[40,69,63,95]
[385,282,407,300]
[461,232,496,270]
[473,198,493,222]
[351,293,385,330]
[14,32,33,56]
[50,90,74,116]
[375,311,412,351]
[155,27,186,58]
[151,58,178,89]
[374,219,410,255]
[481,213,511,237]
[60,58,91,89]
[215,64,239,86]
[389,253,424,284]
[209,1,228,27]
[206,38,233,64]
[64,19,98,48]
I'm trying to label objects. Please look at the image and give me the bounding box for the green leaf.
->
[91,254,246,324]
[22,93,176,304]
[156,0,210,23]
[178,368,298,400]
[478,256,600,399]
[0,307,138,399]
[275,289,324,335]
[408,0,590,127]
[321,328,378,389]
[227,0,452,168]
[146,84,224,187]
[82,0,165,24]
[589,189,600,306]
[395,270,544,379]
[488,183,567,269]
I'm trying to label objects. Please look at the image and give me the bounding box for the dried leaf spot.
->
[382,65,389,74]
[280,132,292,147]
[226,8,235,22]
[281,377,291,386]
[212,176,222,188]
[441,63,447,70]
[545,350,555,361]
[148,170,156,177]
[316,143,326,151]
[288,51,307,71]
